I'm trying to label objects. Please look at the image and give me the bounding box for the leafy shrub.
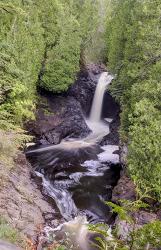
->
[88,194,161,250]
[39,0,99,93]
[128,99,161,201]
[0,1,44,127]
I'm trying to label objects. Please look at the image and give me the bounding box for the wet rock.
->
[27,95,91,145]
[115,210,158,241]
[112,174,136,203]
[120,143,128,165]
[101,115,120,146]
[0,240,21,250]
[102,91,120,119]
[68,64,106,115]
[100,92,120,146]
[50,97,91,140]
[68,75,96,115]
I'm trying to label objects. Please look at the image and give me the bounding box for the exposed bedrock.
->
[27,64,120,146]
[27,95,91,145]
[0,154,54,240]
[25,66,122,227]
[67,68,98,115]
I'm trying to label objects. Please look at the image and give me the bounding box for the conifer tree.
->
[105,0,161,200]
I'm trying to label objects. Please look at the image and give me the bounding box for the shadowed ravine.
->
[26,72,121,248]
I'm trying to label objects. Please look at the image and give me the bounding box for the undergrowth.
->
[88,186,161,250]
[0,216,25,248]
[0,129,32,166]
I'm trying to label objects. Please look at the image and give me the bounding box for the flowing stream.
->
[90,72,113,122]
[26,72,120,249]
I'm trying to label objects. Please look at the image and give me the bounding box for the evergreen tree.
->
[105,0,161,200]
[39,0,99,92]
[0,0,45,127]
[0,0,99,126]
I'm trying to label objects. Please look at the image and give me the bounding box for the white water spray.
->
[86,72,114,142]
[90,72,113,122]
[27,72,114,153]
[27,71,118,250]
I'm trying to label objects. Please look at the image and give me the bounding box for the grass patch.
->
[0,217,25,247]
[0,129,32,166]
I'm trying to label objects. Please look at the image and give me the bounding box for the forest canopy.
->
[105,0,161,201]
[1,0,161,204]
[0,0,98,127]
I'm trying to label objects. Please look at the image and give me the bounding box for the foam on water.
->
[85,119,109,143]
[35,172,78,221]
[26,72,120,249]
[98,145,119,164]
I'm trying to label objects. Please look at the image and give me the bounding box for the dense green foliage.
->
[0,0,98,127]
[0,1,161,249]
[105,0,161,200]
[0,1,44,127]
[89,194,161,250]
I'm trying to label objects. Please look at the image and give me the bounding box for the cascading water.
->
[90,72,113,122]
[85,72,113,143]
[26,71,120,249]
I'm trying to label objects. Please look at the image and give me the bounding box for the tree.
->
[0,0,44,126]
[39,0,99,92]
[0,0,99,126]
[105,0,161,200]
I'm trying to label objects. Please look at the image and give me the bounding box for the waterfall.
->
[90,72,113,122]
[85,72,113,142]
[26,70,120,250]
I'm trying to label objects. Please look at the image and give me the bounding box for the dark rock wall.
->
[68,64,106,115]
[27,64,120,146]
[27,95,91,145]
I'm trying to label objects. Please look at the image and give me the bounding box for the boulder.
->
[27,95,91,145]
[42,96,91,144]
[112,174,136,203]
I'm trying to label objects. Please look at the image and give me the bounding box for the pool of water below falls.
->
[26,72,121,249]
[27,142,121,223]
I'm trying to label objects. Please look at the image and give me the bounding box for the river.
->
[26,71,121,249]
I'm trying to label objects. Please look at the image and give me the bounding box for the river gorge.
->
[26,66,121,249]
